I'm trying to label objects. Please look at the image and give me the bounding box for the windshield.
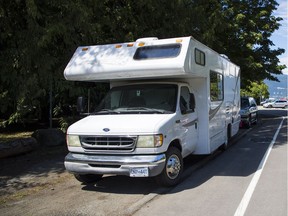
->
[241,98,249,109]
[94,84,178,114]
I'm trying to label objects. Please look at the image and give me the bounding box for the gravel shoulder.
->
[0,145,69,205]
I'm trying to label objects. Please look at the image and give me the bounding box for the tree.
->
[218,0,286,88]
[241,81,270,103]
[0,0,285,129]
[170,0,286,89]
[0,0,99,127]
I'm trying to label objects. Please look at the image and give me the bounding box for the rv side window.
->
[195,48,205,66]
[180,87,195,114]
[210,71,223,101]
[134,44,181,60]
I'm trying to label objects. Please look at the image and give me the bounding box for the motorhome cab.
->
[64,36,241,186]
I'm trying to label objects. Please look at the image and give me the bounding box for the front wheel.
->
[155,147,183,187]
[74,174,103,184]
[245,116,252,128]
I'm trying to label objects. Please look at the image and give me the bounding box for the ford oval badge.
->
[103,128,110,132]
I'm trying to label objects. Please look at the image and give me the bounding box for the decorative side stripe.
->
[209,102,223,120]
[183,118,198,127]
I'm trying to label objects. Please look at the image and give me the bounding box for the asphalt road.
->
[1,108,287,216]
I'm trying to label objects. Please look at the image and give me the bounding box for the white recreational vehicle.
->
[64,36,241,186]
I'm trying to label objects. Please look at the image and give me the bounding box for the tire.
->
[221,125,231,151]
[253,114,258,125]
[155,147,183,187]
[74,174,103,184]
[245,116,252,129]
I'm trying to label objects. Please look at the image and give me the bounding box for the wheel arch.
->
[168,139,182,153]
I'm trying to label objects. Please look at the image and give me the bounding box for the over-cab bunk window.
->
[195,48,205,66]
[133,44,181,60]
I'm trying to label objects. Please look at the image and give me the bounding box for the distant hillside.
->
[264,74,288,99]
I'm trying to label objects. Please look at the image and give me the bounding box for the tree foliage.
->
[241,81,270,103]
[0,0,286,128]
[219,0,286,87]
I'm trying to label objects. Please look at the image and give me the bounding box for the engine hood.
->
[67,114,175,135]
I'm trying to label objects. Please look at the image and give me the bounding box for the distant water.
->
[264,74,288,99]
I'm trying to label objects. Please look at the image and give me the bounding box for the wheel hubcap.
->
[166,154,181,179]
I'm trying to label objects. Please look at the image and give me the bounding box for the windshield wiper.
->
[93,109,121,114]
[92,107,172,114]
[126,107,170,114]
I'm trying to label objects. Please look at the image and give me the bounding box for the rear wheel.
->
[74,174,103,184]
[221,125,231,151]
[155,146,183,187]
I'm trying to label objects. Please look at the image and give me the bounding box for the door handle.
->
[175,119,186,124]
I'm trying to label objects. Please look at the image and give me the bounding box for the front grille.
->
[80,136,137,152]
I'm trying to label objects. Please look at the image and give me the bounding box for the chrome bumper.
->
[64,152,166,177]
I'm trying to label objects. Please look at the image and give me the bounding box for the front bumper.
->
[64,152,166,177]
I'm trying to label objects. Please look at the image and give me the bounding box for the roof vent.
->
[136,37,158,42]
[220,54,230,60]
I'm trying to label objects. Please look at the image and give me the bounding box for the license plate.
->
[130,167,149,177]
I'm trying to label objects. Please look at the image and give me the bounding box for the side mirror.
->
[77,97,86,113]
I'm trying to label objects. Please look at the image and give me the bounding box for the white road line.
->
[234,117,285,216]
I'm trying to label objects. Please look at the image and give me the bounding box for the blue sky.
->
[272,0,288,74]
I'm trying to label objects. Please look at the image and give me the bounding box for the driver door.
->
[177,86,198,156]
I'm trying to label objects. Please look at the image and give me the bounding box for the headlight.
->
[67,135,81,147]
[137,134,163,148]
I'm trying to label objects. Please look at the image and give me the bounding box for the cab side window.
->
[180,86,195,114]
